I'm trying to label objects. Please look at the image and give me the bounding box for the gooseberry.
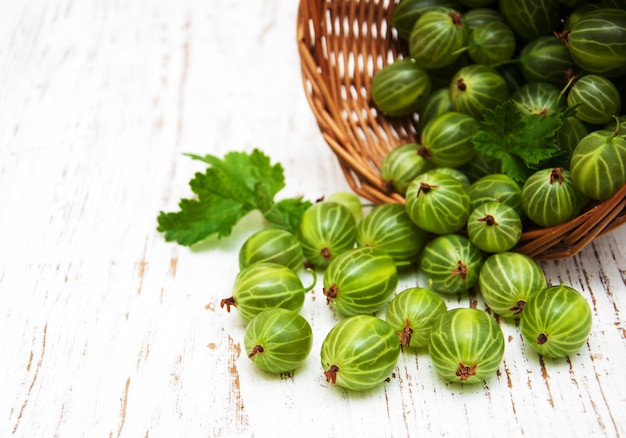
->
[429,307,505,384]
[323,247,398,317]
[385,287,447,349]
[520,284,592,358]
[220,262,316,322]
[244,308,313,374]
[321,315,401,391]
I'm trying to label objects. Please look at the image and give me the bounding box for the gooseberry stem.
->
[560,68,578,96]
[456,362,478,381]
[488,58,522,69]
[478,215,498,226]
[451,45,472,57]
[320,247,332,261]
[323,283,338,304]
[550,167,565,185]
[417,145,432,160]
[417,182,437,197]
[451,260,468,281]
[509,300,526,315]
[248,344,264,358]
[220,297,236,312]
[611,115,620,137]
[395,260,414,269]
[400,319,413,349]
[324,364,339,384]
[554,29,570,47]
[303,267,318,293]
[449,12,463,29]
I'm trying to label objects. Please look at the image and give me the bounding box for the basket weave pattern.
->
[296,0,626,260]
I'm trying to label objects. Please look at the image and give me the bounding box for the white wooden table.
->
[1,1,625,437]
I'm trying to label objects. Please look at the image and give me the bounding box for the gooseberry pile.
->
[220,190,591,391]
[216,0,626,392]
[376,0,626,213]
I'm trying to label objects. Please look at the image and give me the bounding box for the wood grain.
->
[1,1,625,437]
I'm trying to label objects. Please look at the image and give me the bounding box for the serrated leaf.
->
[263,197,313,234]
[501,154,533,184]
[472,99,566,184]
[187,149,285,200]
[157,197,250,245]
[512,113,562,164]
[473,102,525,157]
[157,149,293,246]
[253,181,274,213]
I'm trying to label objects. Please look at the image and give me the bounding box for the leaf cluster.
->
[157,149,311,246]
[472,99,574,184]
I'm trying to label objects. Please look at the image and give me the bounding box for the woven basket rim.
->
[296,0,626,260]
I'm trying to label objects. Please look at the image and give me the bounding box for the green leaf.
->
[253,181,275,213]
[512,113,561,164]
[157,149,294,246]
[157,197,250,246]
[472,102,521,160]
[500,154,534,184]
[187,150,285,202]
[472,99,566,184]
[263,197,313,234]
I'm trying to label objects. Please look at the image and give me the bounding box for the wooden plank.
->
[1,0,625,437]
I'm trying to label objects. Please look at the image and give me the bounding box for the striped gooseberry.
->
[468,173,523,215]
[417,88,454,136]
[520,284,592,358]
[244,308,313,374]
[321,315,401,391]
[297,201,357,269]
[567,74,622,125]
[449,64,510,120]
[220,262,316,322]
[465,21,516,66]
[563,4,600,30]
[556,116,588,162]
[428,307,505,384]
[570,125,626,201]
[566,8,626,78]
[323,247,398,317]
[385,287,447,349]
[466,201,522,253]
[426,167,471,189]
[325,192,363,222]
[463,7,504,32]
[521,167,588,228]
[371,58,432,116]
[519,35,575,87]
[409,8,469,69]
[420,234,484,295]
[356,203,427,267]
[391,2,460,40]
[509,81,564,117]
[238,228,303,271]
[419,111,480,167]
[497,0,561,42]
[405,171,471,235]
[478,251,547,319]
[381,143,435,195]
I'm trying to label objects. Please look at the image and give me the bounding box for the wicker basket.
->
[296,0,626,260]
